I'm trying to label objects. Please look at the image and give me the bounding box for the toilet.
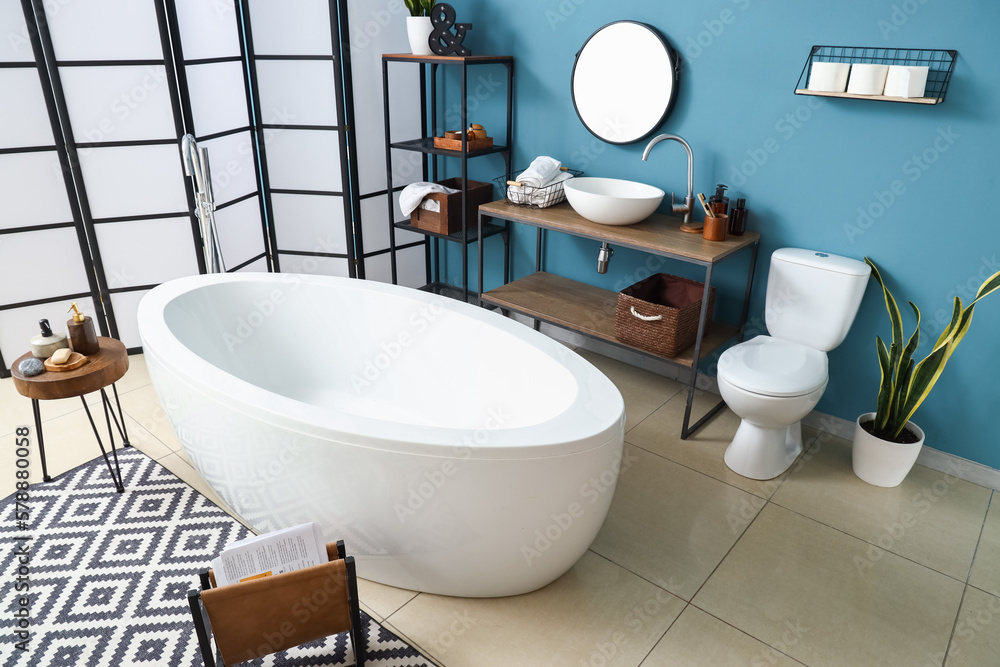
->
[717,248,870,480]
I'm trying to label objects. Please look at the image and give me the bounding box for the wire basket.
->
[494,168,583,209]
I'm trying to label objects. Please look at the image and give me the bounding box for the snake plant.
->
[865,257,1000,442]
[404,0,436,17]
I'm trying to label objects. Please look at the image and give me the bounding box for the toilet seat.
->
[719,336,827,397]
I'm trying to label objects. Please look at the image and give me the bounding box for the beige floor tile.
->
[590,444,764,601]
[625,388,789,499]
[119,384,183,451]
[356,578,418,623]
[576,349,684,432]
[640,605,801,667]
[381,619,444,667]
[969,494,1000,597]
[123,414,174,461]
[944,586,1000,666]
[0,378,85,437]
[772,434,991,581]
[693,504,966,666]
[386,551,684,667]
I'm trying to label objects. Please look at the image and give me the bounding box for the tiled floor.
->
[2,351,999,666]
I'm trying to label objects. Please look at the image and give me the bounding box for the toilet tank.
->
[765,248,871,351]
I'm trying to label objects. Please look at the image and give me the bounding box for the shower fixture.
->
[181,134,225,273]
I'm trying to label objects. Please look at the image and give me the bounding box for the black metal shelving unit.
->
[382,54,514,303]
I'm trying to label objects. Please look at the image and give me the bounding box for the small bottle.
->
[729,198,748,236]
[709,184,729,216]
[67,302,100,355]
[30,319,69,359]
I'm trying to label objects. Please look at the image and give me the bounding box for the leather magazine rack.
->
[187,540,365,666]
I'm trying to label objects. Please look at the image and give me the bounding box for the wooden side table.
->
[11,337,131,493]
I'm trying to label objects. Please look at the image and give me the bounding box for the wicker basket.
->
[615,274,715,357]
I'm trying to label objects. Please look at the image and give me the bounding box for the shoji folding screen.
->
[0,0,426,377]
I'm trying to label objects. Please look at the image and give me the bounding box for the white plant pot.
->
[407,16,434,56]
[851,412,924,487]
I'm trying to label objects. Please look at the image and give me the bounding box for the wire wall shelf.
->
[794,46,957,105]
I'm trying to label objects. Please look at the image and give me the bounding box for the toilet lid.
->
[719,336,828,397]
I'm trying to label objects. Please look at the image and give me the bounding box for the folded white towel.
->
[399,182,460,217]
[507,170,574,207]
[515,156,562,189]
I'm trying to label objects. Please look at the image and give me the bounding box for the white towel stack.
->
[399,182,460,217]
[507,156,574,208]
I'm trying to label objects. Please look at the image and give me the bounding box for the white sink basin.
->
[563,177,665,225]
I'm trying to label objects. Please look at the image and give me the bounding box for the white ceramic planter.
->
[407,16,434,56]
[851,412,924,487]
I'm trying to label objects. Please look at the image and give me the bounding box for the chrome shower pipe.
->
[641,134,694,225]
[181,134,225,273]
[597,242,614,274]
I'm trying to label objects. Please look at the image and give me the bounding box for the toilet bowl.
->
[716,249,871,480]
[718,336,828,479]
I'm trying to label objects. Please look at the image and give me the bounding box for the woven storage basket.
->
[615,274,715,357]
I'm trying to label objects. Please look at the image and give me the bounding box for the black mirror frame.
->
[571,21,681,145]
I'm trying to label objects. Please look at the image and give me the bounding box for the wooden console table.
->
[11,337,131,492]
[477,200,760,438]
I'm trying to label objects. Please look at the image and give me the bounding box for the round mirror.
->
[572,21,680,145]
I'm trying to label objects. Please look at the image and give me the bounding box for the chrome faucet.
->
[181,134,225,273]
[641,134,694,225]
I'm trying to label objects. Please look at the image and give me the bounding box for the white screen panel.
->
[185,61,250,137]
[173,0,242,60]
[271,193,347,254]
[364,247,425,288]
[361,193,421,250]
[0,228,91,304]
[60,66,176,143]
[277,253,350,278]
[237,257,269,273]
[265,129,342,192]
[108,290,147,348]
[0,3,34,62]
[254,60,338,127]
[248,0,332,56]
[356,63,421,193]
[45,0,163,62]
[78,145,188,219]
[94,218,198,288]
[202,132,258,205]
[0,69,53,149]
[0,297,99,371]
[214,196,266,268]
[0,152,73,228]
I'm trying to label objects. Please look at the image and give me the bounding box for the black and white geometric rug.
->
[0,448,433,667]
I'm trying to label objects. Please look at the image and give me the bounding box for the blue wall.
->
[435,0,1000,469]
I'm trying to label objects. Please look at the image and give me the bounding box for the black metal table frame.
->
[32,383,130,493]
[478,210,760,440]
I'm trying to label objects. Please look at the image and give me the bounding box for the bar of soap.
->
[51,348,73,365]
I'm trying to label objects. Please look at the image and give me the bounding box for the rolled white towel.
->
[508,170,574,207]
[399,182,460,217]
[515,156,562,189]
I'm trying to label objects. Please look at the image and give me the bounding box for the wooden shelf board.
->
[794,89,941,105]
[482,272,736,368]
[479,200,758,264]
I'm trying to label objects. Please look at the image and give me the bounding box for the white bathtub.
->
[137,273,625,597]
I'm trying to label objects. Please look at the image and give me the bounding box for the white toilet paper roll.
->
[807,62,851,93]
[883,65,929,98]
[846,64,889,96]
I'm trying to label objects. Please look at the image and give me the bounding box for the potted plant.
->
[405,0,437,56]
[852,257,1000,486]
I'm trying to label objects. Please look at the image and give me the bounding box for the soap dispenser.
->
[30,319,69,359]
[709,184,729,216]
[67,302,100,355]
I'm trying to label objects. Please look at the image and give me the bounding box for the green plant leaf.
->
[875,336,893,431]
[865,258,903,393]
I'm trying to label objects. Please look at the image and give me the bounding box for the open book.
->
[211,522,327,587]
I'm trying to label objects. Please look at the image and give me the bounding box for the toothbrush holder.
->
[703,214,728,242]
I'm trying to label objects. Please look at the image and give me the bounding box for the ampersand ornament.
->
[428,3,472,57]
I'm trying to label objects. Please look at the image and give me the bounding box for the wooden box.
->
[410,178,494,235]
